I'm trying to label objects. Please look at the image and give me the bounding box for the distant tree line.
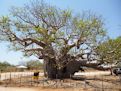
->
[0,61,15,72]
[25,60,43,70]
[0,60,43,72]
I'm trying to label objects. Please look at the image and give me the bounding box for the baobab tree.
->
[0,1,106,79]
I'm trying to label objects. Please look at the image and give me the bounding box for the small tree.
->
[95,37,121,64]
[0,0,106,78]
[95,37,121,74]
[0,61,13,72]
[26,60,43,70]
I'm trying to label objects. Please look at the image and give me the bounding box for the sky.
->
[0,0,121,65]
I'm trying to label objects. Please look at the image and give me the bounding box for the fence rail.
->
[0,72,121,91]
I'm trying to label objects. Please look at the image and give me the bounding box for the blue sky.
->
[0,0,121,65]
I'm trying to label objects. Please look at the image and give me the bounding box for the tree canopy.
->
[95,37,121,64]
[1,0,118,78]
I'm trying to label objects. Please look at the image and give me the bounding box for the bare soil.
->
[0,71,121,91]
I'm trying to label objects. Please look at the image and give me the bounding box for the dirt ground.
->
[0,71,121,91]
[0,86,94,91]
[0,87,39,91]
[1,75,121,91]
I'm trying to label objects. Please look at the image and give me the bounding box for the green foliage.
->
[117,62,121,67]
[62,10,72,18]
[0,61,13,72]
[0,0,108,68]
[26,60,43,70]
[96,37,121,63]
[1,16,9,23]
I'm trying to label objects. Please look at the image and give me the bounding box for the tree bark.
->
[43,61,47,77]
[44,57,81,79]
[45,58,57,79]
[44,57,106,79]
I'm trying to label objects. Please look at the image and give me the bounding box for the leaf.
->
[2,16,9,23]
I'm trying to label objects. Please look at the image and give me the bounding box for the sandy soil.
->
[1,71,120,91]
[0,86,93,91]
[0,87,39,91]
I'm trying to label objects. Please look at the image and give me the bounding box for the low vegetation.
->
[0,61,15,72]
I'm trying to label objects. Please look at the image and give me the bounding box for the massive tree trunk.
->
[45,59,66,79]
[43,61,47,77]
[44,59,106,79]
[44,56,82,79]
[45,63,69,79]
[43,53,104,79]
[46,59,57,79]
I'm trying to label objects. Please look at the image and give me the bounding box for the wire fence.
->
[0,72,121,91]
